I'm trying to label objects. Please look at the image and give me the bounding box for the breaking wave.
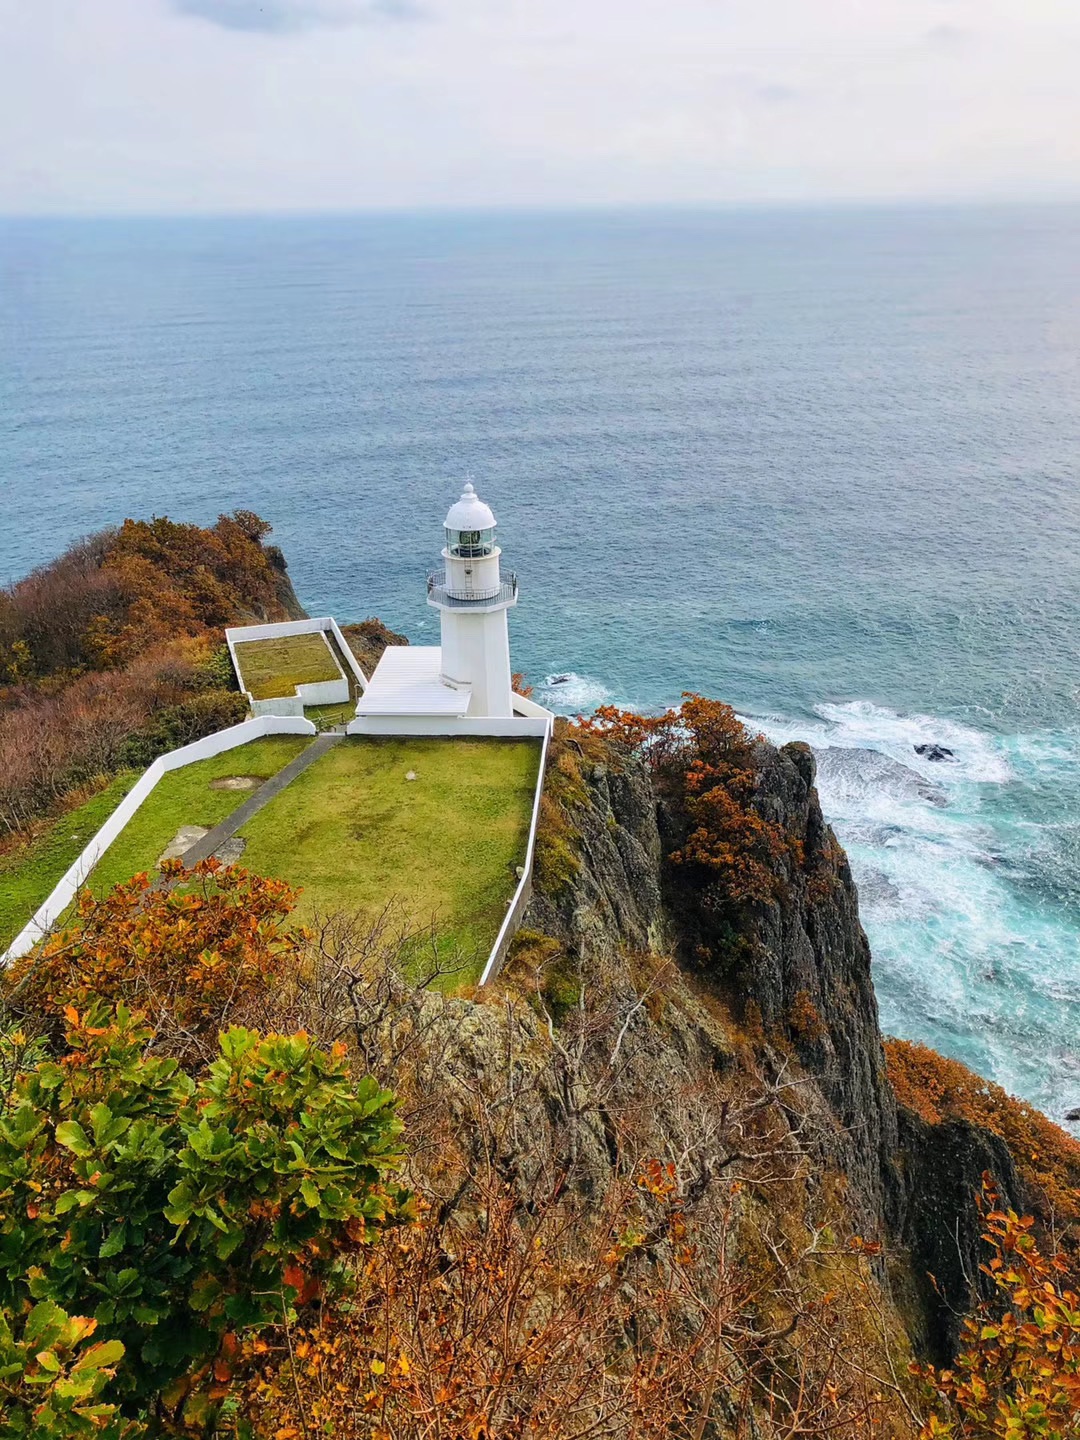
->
[537,671,613,713]
[753,702,1080,1128]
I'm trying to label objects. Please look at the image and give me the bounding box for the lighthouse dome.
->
[444,482,496,532]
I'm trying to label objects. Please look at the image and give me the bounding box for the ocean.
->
[2,206,1079,1121]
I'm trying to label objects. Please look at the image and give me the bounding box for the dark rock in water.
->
[816,746,948,806]
[914,743,955,762]
[549,675,571,686]
[1066,1108,1080,1123]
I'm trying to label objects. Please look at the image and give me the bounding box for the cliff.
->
[520,718,1080,1364]
[263,542,308,621]
[520,727,897,1228]
[353,708,1079,1397]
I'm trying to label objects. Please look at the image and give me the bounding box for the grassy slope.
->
[238,737,541,983]
[233,633,339,700]
[89,736,310,895]
[0,773,140,949]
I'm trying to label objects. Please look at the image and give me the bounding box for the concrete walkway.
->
[180,732,344,867]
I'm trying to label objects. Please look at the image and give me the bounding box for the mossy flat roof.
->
[233,632,340,700]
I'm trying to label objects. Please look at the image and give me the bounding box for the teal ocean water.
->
[2,207,1079,1120]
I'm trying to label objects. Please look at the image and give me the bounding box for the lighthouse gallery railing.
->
[426,572,518,608]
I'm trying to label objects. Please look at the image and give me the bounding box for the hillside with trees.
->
[1,528,1078,1438]
[0,513,304,839]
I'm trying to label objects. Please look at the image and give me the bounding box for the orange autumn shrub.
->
[915,1179,1080,1439]
[886,1039,1080,1232]
[0,510,294,836]
[4,858,304,1064]
[0,511,283,684]
[81,513,282,670]
[578,693,800,906]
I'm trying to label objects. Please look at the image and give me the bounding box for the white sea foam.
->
[760,699,1012,785]
[755,700,1080,1126]
[537,671,613,714]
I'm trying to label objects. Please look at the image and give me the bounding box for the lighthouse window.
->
[446,526,495,558]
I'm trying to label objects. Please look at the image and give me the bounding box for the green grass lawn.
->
[238,737,541,985]
[89,736,311,896]
[233,633,340,700]
[0,773,140,951]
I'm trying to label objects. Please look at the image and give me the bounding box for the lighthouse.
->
[426,481,517,718]
[351,479,543,733]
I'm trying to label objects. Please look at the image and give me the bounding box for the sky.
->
[3,0,1080,214]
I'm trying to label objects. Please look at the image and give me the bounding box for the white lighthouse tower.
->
[426,481,517,718]
[352,479,545,733]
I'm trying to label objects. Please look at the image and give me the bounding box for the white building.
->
[349,483,552,736]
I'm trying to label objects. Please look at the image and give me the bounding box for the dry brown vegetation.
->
[5,853,1078,1437]
[0,511,296,838]
[886,1038,1080,1234]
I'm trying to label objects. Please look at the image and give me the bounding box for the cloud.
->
[170,0,427,35]
[923,23,975,52]
[753,82,800,105]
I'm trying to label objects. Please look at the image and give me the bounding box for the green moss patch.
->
[237,737,542,987]
[233,633,340,701]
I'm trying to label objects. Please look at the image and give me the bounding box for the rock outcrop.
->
[892,1109,1023,1360]
[340,618,409,675]
[263,543,309,621]
[513,723,1066,1363]
[337,704,1072,1387]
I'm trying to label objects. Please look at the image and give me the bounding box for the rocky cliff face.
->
[338,704,1065,1386]
[263,545,309,621]
[527,735,896,1232]
[518,723,1047,1363]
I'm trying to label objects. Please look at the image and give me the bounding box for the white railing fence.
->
[2,715,317,964]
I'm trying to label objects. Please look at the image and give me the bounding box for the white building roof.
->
[354,645,472,717]
[444,481,496,532]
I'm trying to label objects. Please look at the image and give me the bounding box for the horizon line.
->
[4,193,1080,223]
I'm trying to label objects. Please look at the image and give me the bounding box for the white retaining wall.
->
[251,695,306,718]
[348,715,550,738]
[512,694,555,721]
[2,715,317,964]
[327,618,369,691]
[479,716,553,985]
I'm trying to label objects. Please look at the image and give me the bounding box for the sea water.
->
[1,206,1078,1121]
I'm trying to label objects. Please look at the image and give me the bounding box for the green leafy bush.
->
[0,1301,135,1439]
[0,1004,408,1425]
[118,690,249,770]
